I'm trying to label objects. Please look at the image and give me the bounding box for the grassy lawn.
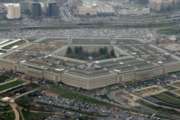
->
[16,96,33,110]
[17,95,106,117]
[49,85,111,106]
[0,102,15,120]
[138,100,180,120]
[21,109,49,120]
[0,73,15,83]
[0,80,24,92]
[0,111,15,120]
[152,92,180,108]
[158,27,180,35]
[0,103,10,111]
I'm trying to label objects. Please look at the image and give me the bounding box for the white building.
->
[76,0,115,16]
[149,0,175,11]
[5,3,21,19]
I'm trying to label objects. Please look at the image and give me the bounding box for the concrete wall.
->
[87,74,117,90]
[134,66,163,80]
[61,73,89,89]
[61,73,116,90]
[18,63,44,79]
[0,58,180,90]
[44,70,60,82]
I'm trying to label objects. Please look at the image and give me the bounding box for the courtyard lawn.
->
[0,80,25,92]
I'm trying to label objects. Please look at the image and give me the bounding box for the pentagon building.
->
[0,38,180,90]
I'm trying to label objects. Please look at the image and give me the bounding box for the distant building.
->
[0,3,6,13]
[5,3,21,19]
[31,2,42,17]
[75,0,115,16]
[174,0,180,8]
[0,3,6,18]
[149,0,179,12]
[20,1,31,15]
[47,2,59,17]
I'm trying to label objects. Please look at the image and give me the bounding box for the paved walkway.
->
[10,103,20,120]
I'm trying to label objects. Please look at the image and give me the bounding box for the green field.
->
[0,80,24,92]
[0,73,15,83]
[138,100,180,120]
[152,92,180,108]
[21,110,49,120]
[0,102,14,120]
[49,85,111,106]
[0,102,11,112]
[136,90,180,119]
[158,27,180,35]
[0,111,15,120]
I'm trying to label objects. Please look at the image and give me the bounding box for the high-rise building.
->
[47,2,59,17]
[31,2,42,17]
[5,3,21,19]
[0,4,6,19]
[20,1,31,15]
[149,0,176,12]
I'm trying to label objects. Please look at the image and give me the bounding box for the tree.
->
[103,47,108,55]
[99,47,108,55]
[66,47,73,55]
[74,46,83,54]
[110,49,116,57]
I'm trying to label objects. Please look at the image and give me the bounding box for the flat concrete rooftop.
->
[1,38,180,77]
